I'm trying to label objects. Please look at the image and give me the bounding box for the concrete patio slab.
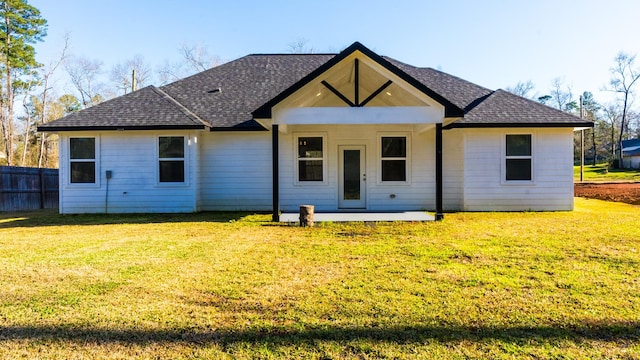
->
[279,211,434,223]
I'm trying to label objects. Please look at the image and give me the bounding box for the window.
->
[381,136,407,182]
[505,134,532,181]
[69,137,96,183]
[297,136,323,182]
[159,136,185,182]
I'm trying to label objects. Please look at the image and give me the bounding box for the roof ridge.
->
[247,53,337,56]
[150,86,210,128]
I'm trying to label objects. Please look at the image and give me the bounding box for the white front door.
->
[338,145,366,209]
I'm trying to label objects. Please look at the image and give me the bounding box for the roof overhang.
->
[38,124,207,132]
[443,121,595,130]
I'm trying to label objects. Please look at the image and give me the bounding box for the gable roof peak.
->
[252,41,464,119]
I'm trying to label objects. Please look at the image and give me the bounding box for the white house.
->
[39,42,592,220]
[622,139,640,169]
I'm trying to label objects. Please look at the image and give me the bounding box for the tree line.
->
[507,53,640,167]
[0,0,221,168]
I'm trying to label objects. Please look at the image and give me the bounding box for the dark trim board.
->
[443,122,594,129]
[37,125,207,132]
[272,124,280,222]
[435,123,443,221]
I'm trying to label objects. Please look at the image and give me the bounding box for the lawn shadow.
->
[0,210,268,229]
[0,321,638,346]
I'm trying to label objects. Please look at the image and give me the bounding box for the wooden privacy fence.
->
[0,166,59,211]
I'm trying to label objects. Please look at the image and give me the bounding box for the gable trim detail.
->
[252,42,464,119]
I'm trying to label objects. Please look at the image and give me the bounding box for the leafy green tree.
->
[0,0,46,166]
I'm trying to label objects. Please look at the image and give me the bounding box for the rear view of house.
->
[38,42,593,219]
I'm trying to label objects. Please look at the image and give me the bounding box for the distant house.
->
[38,42,592,220]
[622,139,640,169]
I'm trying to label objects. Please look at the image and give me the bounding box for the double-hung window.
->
[158,136,185,183]
[69,137,96,183]
[297,136,324,182]
[505,134,532,181]
[381,136,407,182]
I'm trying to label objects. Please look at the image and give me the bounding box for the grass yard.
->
[1,199,639,359]
[574,163,640,182]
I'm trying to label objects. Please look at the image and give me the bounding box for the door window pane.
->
[343,150,360,200]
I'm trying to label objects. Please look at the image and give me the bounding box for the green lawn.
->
[1,200,639,359]
[574,163,640,181]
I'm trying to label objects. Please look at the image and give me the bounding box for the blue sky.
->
[30,0,640,104]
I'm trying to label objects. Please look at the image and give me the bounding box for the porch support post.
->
[435,123,444,221]
[272,124,280,222]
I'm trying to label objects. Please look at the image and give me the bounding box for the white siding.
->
[442,129,464,210]
[59,131,199,214]
[199,131,272,211]
[279,124,437,212]
[463,128,574,211]
[623,156,640,169]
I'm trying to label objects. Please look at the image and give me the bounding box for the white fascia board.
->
[273,106,443,125]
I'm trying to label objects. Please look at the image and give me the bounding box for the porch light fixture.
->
[386,91,392,96]
[316,92,322,97]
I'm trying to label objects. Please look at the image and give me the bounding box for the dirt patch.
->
[574,182,640,205]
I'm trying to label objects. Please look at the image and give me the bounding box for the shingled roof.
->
[39,42,593,132]
[444,89,593,128]
[39,86,207,131]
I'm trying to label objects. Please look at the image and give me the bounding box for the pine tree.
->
[0,0,47,165]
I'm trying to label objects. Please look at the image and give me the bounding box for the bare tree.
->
[157,43,221,85]
[65,56,105,108]
[34,35,69,167]
[547,78,577,112]
[287,38,315,54]
[506,80,536,99]
[607,52,640,165]
[110,54,152,94]
[179,43,220,72]
[602,104,622,159]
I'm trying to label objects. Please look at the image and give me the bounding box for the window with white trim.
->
[158,136,185,183]
[381,136,407,182]
[297,136,324,182]
[505,134,532,181]
[69,137,96,183]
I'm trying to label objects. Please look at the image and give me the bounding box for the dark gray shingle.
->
[38,86,207,131]
[445,89,593,128]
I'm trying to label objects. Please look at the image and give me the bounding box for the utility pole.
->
[580,95,584,182]
[132,69,137,92]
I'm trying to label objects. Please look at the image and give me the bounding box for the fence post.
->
[39,169,45,209]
